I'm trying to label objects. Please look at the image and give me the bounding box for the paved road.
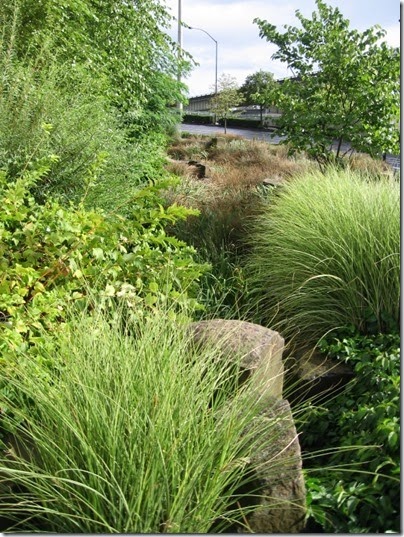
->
[180,123,285,143]
[180,123,400,172]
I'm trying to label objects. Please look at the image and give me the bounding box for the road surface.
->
[180,123,285,143]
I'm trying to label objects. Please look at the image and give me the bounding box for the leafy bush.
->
[245,167,400,345]
[182,114,214,125]
[0,0,185,135]
[182,115,266,129]
[0,304,287,532]
[0,51,167,206]
[0,161,207,373]
[255,1,400,162]
[302,332,400,533]
[85,132,172,214]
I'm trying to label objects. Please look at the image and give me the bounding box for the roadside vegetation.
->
[0,0,400,533]
[255,0,400,163]
[303,332,400,533]
[1,303,283,532]
[162,132,400,533]
[245,167,400,346]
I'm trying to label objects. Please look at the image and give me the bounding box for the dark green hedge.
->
[182,115,264,129]
[182,114,214,125]
[218,117,261,129]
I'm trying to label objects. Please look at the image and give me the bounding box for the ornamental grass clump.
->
[0,304,284,533]
[245,167,400,345]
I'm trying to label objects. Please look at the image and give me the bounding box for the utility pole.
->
[177,0,183,114]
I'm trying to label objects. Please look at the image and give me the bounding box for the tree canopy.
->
[254,0,400,162]
[240,70,276,125]
[0,0,188,134]
[210,74,242,133]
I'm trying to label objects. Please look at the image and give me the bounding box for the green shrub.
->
[0,0,184,136]
[0,304,287,532]
[182,113,214,125]
[245,167,400,344]
[302,331,400,533]
[0,162,207,373]
[0,52,166,206]
[85,132,171,214]
[182,114,273,129]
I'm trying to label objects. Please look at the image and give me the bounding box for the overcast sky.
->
[163,0,401,97]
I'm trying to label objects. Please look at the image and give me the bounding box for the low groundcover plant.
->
[302,331,400,533]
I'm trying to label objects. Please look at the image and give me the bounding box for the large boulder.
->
[189,319,306,533]
[189,319,285,399]
[240,398,307,533]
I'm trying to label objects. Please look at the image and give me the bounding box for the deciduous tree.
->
[254,0,400,163]
[210,74,242,134]
[0,0,188,134]
[240,70,276,126]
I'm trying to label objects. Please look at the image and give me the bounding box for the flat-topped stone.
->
[189,319,285,399]
[290,350,355,404]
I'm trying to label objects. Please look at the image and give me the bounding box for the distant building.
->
[185,94,213,113]
[185,94,282,116]
[184,75,296,115]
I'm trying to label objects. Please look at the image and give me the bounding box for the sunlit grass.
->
[0,302,289,532]
[245,167,400,344]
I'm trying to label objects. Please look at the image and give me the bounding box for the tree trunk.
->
[336,136,343,159]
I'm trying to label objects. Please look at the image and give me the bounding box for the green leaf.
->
[92,247,105,260]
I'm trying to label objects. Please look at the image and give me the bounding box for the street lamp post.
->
[189,26,218,123]
[177,0,183,114]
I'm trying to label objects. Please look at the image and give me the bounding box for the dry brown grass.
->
[162,134,394,258]
[163,175,212,210]
[167,133,243,161]
[166,135,394,195]
[167,142,202,161]
[165,158,193,178]
[346,153,395,176]
[163,134,320,255]
[166,135,316,189]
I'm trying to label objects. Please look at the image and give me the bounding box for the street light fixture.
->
[188,26,218,123]
[176,4,219,123]
[188,26,218,100]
